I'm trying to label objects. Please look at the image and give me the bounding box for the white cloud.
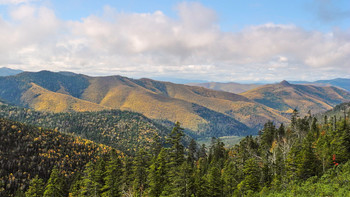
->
[0,0,37,5]
[0,2,349,82]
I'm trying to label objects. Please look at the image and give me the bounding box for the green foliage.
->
[25,176,45,197]
[101,153,123,197]
[43,167,65,197]
[0,104,170,155]
[2,102,350,196]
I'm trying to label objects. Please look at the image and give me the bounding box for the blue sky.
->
[19,0,350,32]
[0,0,349,82]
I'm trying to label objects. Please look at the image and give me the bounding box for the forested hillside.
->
[2,104,348,196]
[0,104,171,155]
[316,102,350,123]
[0,118,118,196]
[241,80,350,115]
[0,71,287,136]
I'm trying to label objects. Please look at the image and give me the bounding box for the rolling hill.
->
[0,104,171,155]
[241,80,350,116]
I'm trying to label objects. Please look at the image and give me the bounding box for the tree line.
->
[23,109,350,196]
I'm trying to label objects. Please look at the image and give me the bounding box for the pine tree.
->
[207,165,223,197]
[25,175,45,197]
[168,122,185,166]
[122,156,134,191]
[222,161,240,197]
[80,162,99,196]
[101,152,123,197]
[150,134,162,158]
[43,167,65,197]
[147,148,168,197]
[69,173,83,197]
[238,158,260,194]
[133,148,150,197]
[194,158,209,197]
[94,157,107,195]
[296,132,319,180]
[187,138,197,165]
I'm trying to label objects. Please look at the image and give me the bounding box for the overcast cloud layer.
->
[0,2,349,82]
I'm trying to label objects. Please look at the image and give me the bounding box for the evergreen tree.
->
[238,158,260,194]
[187,138,197,165]
[81,162,99,196]
[222,160,240,197]
[43,167,65,197]
[296,132,319,180]
[122,156,134,191]
[133,148,150,197]
[194,158,209,197]
[94,157,107,195]
[207,165,223,197]
[101,152,123,197]
[168,122,185,166]
[150,134,162,158]
[69,173,83,197]
[25,175,45,197]
[147,148,168,197]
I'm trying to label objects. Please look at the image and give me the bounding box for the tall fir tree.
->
[43,167,65,197]
[101,152,123,197]
[25,175,45,197]
[132,148,150,197]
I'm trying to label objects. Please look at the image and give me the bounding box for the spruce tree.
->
[147,148,168,197]
[25,175,45,197]
[168,122,185,166]
[238,158,260,194]
[81,162,99,196]
[43,167,65,197]
[132,148,149,197]
[207,165,223,197]
[101,152,123,197]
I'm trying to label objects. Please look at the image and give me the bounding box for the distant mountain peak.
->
[279,80,291,86]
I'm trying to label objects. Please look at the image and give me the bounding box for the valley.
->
[0,70,350,196]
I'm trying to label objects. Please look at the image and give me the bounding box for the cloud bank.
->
[0,2,349,82]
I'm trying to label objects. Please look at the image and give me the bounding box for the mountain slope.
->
[315,102,350,123]
[0,67,23,76]
[0,118,117,195]
[292,78,350,92]
[187,81,262,94]
[0,71,261,136]
[22,83,109,112]
[8,71,347,136]
[0,104,170,154]
[241,80,350,115]
[80,76,287,132]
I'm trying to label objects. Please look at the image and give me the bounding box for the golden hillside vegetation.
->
[241,80,350,115]
[80,76,287,131]
[1,71,348,136]
[21,83,109,113]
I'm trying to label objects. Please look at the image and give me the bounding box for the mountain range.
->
[190,78,350,94]
[0,70,349,137]
[0,67,23,76]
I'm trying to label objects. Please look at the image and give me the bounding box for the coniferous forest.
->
[1,105,350,196]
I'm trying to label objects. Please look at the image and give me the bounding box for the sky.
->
[0,0,349,83]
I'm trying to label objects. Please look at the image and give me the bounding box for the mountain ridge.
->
[0,71,348,137]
